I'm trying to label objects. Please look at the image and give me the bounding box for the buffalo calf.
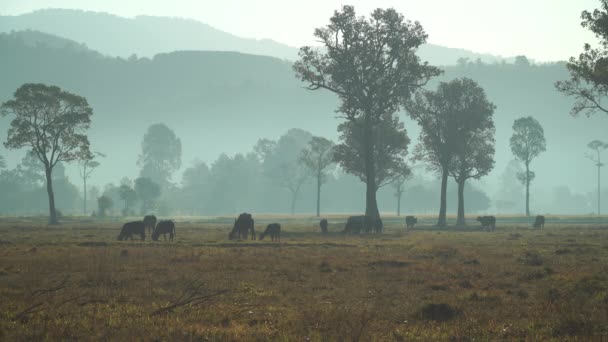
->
[259,223,281,242]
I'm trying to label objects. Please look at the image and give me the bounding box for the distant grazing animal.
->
[343,215,383,234]
[143,215,157,236]
[229,213,256,240]
[405,216,418,229]
[533,215,545,229]
[259,223,281,242]
[476,216,496,231]
[320,219,328,234]
[117,221,145,241]
[152,220,176,241]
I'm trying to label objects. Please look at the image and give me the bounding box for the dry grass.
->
[0,216,607,340]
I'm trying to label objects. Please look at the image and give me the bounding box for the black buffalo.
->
[343,215,383,234]
[143,215,157,235]
[229,213,256,240]
[152,220,176,241]
[259,223,281,242]
[405,216,418,229]
[533,215,545,229]
[319,219,328,234]
[476,216,496,231]
[117,221,145,241]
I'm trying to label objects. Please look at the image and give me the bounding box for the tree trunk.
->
[363,115,380,231]
[45,167,59,225]
[83,176,87,216]
[316,173,321,217]
[525,163,530,217]
[437,167,449,227]
[397,193,401,216]
[598,162,601,216]
[456,179,466,226]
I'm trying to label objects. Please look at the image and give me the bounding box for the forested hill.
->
[0,9,511,65]
[0,30,605,210]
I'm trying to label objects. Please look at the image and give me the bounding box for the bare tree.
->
[587,140,608,215]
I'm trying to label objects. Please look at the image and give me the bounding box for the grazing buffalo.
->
[259,223,281,242]
[320,219,328,234]
[143,215,157,235]
[117,221,145,241]
[229,213,256,240]
[533,215,545,229]
[405,216,418,229]
[476,216,496,231]
[343,215,383,234]
[152,220,176,241]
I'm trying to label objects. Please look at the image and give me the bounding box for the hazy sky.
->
[0,0,601,62]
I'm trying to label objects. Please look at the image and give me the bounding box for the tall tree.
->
[1,83,93,224]
[405,78,494,227]
[449,128,495,225]
[587,140,608,215]
[138,123,182,189]
[134,177,161,214]
[334,113,411,213]
[294,5,440,228]
[510,116,546,216]
[78,152,104,215]
[299,137,335,217]
[556,1,608,116]
[118,184,138,216]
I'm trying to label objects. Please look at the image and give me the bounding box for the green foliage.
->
[96,195,112,217]
[134,177,161,214]
[138,123,182,188]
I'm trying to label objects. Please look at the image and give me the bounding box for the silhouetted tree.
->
[1,83,93,224]
[138,123,181,189]
[97,195,113,217]
[510,116,546,216]
[180,161,210,214]
[258,129,312,214]
[294,5,440,227]
[134,177,161,214]
[118,184,137,216]
[78,152,104,215]
[299,137,335,217]
[556,1,608,116]
[391,168,412,216]
[587,140,608,215]
[334,113,411,210]
[405,78,494,227]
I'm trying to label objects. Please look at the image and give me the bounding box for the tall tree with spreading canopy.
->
[294,5,440,227]
[405,78,494,227]
[138,123,182,189]
[299,137,335,217]
[586,140,608,215]
[556,1,608,116]
[1,83,93,224]
[510,116,546,217]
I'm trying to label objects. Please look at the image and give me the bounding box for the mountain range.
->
[0,9,515,65]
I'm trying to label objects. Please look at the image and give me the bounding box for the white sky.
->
[0,0,601,62]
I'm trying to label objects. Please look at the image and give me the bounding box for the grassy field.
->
[0,215,607,341]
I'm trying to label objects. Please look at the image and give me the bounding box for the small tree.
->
[1,83,93,224]
[391,169,412,217]
[299,137,335,217]
[294,5,440,228]
[118,184,138,216]
[97,195,113,217]
[78,152,104,215]
[510,116,546,216]
[587,140,608,215]
[134,177,161,214]
[556,1,608,116]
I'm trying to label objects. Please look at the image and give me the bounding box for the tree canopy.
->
[138,123,182,188]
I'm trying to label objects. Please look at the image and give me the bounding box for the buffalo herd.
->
[117,213,548,242]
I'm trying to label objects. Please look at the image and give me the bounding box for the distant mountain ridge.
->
[0,8,514,65]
